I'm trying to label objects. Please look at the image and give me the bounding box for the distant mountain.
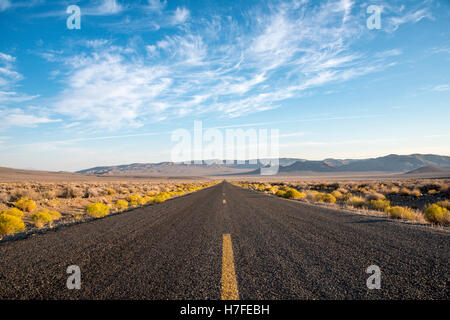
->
[277,160,336,172]
[335,154,450,172]
[405,165,449,175]
[76,154,450,176]
[0,167,87,181]
[254,154,450,175]
[76,158,303,176]
[323,158,358,167]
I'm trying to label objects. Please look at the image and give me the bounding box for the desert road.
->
[0,182,448,299]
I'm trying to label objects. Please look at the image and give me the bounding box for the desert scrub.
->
[60,186,83,198]
[314,193,337,203]
[158,192,171,200]
[266,186,278,194]
[0,213,26,236]
[389,186,400,194]
[366,192,385,201]
[346,196,366,208]
[283,188,306,199]
[424,204,449,225]
[1,207,24,218]
[42,190,57,200]
[399,188,411,196]
[50,210,62,221]
[151,192,171,203]
[31,210,53,228]
[275,190,286,198]
[84,188,100,198]
[138,196,148,205]
[47,199,60,207]
[386,206,417,221]
[126,194,143,206]
[0,192,11,203]
[336,187,348,194]
[85,203,110,218]
[331,190,343,200]
[434,200,450,210]
[369,199,390,212]
[106,188,116,195]
[11,189,38,201]
[114,200,128,211]
[306,190,318,201]
[14,198,37,212]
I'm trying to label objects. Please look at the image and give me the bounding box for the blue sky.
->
[0,0,449,171]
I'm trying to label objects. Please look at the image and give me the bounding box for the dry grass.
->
[114,199,129,212]
[424,204,450,226]
[369,199,390,211]
[85,203,110,218]
[31,210,54,228]
[0,213,26,237]
[15,198,37,212]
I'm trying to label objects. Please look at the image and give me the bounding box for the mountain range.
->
[76,154,450,176]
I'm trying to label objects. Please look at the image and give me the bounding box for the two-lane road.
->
[0,182,448,299]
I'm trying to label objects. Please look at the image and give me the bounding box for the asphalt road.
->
[0,182,448,299]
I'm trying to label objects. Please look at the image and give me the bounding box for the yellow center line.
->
[221,234,239,300]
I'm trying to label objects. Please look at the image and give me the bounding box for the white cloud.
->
[146,45,157,57]
[0,91,39,103]
[280,132,305,138]
[98,0,122,14]
[171,7,190,25]
[0,67,21,80]
[0,52,15,62]
[32,0,413,127]
[342,0,353,21]
[156,34,206,65]
[55,52,172,129]
[431,84,450,92]
[374,49,402,58]
[83,0,123,16]
[0,108,60,127]
[384,6,433,32]
[147,0,166,12]
[430,46,450,55]
[0,53,39,104]
[85,39,111,48]
[0,0,11,11]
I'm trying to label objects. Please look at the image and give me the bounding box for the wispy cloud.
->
[0,0,11,11]
[147,0,167,12]
[0,52,39,104]
[171,7,190,25]
[25,0,435,129]
[0,108,60,127]
[54,51,172,129]
[0,52,14,62]
[0,0,44,12]
[92,0,123,15]
[380,2,433,32]
[431,84,450,92]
